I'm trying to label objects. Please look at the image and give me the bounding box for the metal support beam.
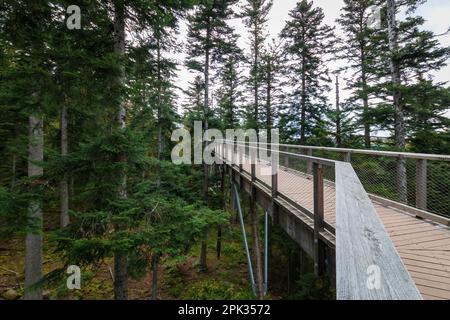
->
[232,183,257,296]
[313,163,325,276]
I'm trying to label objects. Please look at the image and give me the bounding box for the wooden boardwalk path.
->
[238,160,450,300]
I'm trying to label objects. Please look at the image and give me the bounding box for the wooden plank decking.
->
[237,160,450,300]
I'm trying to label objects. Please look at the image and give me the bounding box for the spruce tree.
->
[261,40,284,139]
[336,0,378,148]
[371,0,448,202]
[215,31,244,130]
[0,1,58,300]
[186,0,238,271]
[242,0,273,132]
[280,0,335,144]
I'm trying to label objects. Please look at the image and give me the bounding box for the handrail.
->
[335,162,422,300]
[216,141,423,300]
[235,141,450,161]
[222,141,337,167]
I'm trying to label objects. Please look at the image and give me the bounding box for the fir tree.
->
[371,0,449,201]
[280,0,335,144]
[242,0,273,132]
[186,0,238,271]
[215,31,244,130]
[336,0,378,148]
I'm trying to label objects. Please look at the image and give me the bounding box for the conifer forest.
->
[0,0,449,304]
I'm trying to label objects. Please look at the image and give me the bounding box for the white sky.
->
[173,0,450,112]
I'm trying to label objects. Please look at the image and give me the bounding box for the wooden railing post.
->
[416,159,427,211]
[223,140,226,162]
[344,152,351,163]
[239,148,243,173]
[272,151,278,198]
[397,155,408,204]
[251,145,256,182]
[231,139,236,166]
[306,148,313,175]
[284,147,290,168]
[313,162,325,276]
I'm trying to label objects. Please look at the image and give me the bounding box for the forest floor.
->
[0,223,266,300]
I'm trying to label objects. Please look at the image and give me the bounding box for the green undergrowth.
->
[163,224,255,300]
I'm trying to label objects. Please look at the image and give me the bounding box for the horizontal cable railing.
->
[226,141,450,219]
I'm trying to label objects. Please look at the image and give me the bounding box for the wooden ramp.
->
[240,160,450,300]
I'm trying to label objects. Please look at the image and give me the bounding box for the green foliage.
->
[181,279,254,300]
[0,186,31,237]
[291,273,335,300]
[0,0,448,302]
[280,0,335,144]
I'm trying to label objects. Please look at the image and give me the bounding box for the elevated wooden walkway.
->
[218,143,450,300]
[250,161,450,300]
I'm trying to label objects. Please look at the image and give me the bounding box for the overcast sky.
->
[174,0,450,111]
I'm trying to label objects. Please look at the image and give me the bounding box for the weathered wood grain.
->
[335,162,422,300]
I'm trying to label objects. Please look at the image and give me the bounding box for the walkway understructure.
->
[216,141,450,300]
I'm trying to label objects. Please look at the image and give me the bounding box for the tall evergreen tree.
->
[186,0,238,271]
[242,0,273,132]
[371,0,449,201]
[183,75,206,123]
[0,1,58,300]
[336,0,378,148]
[280,0,335,144]
[261,40,284,138]
[215,31,244,130]
[405,80,450,154]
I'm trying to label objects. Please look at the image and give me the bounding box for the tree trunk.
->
[216,227,222,260]
[199,20,212,272]
[335,74,341,147]
[151,254,159,300]
[266,56,272,142]
[387,0,407,203]
[69,175,74,209]
[113,0,128,300]
[114,253,128,300]
[249,195,264,300]
[229,62,236,126]
[156,34,163,188]
[203,22,211,202]
[11,153,16,188]
[60,103,70,227]
[24,115,44,300]
[254,30,259,133]
[360,43,371,149]
[200,231,208,271]
[300,55,307,144]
